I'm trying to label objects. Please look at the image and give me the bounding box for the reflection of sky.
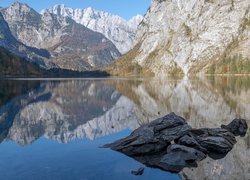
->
[0,129,179,180]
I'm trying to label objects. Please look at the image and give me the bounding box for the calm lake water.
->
[0,76,249,180]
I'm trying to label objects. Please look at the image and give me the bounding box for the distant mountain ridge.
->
[43,4,143,54]
[0,2,121,72]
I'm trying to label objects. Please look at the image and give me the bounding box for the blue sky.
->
[0,0,151,20]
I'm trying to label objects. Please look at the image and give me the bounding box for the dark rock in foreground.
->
[103,113,191,156]
[221,119,248,137]
[104,113,248,173]
[188,128,237,155]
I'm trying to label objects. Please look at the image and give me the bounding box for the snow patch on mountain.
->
[42,4,143,54]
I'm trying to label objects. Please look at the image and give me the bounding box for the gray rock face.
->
[1,2,121,71]
[43,4,143,54]
[104,112,247,173]
[117,0,250,75]
[0,11,49,66]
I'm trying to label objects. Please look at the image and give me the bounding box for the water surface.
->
[0,76,249,180]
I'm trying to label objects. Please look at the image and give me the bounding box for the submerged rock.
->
[131,167,144,176]
[160,144,207,172]
[104,113,248,173]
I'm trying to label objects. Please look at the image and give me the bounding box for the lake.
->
[0,76,249,180]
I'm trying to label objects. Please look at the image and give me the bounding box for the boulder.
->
[189,128,236,154]
[160,144,207,172]
[177,135,208,154]
[221,119,248,137]
[104,113,248,173]
[104,112,192,156]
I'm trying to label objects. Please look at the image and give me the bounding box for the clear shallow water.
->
[0,130,178,180]
[0,76,249,180]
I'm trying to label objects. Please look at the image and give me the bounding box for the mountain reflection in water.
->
[0,76,249,179]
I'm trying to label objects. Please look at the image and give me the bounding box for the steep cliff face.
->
[108,0,250,75]
[0,12,50,66]
[42,4,143,53]
[43,5,143,54]
[1,2,120,71]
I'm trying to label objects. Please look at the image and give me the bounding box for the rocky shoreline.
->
[104,112,248,173]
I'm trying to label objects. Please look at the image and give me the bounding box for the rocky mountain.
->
[43,4,143,54]
[1,2,120,71]
[107,0,250,76]
[0,11,50,66]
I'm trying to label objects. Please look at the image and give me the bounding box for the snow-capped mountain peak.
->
[129,15,143,25]
[1,2,121,71]
[43,4,143,54]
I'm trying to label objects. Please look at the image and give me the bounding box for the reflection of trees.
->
[0,80,40,107]
[110,76,250,126]
[208,76,250,95]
